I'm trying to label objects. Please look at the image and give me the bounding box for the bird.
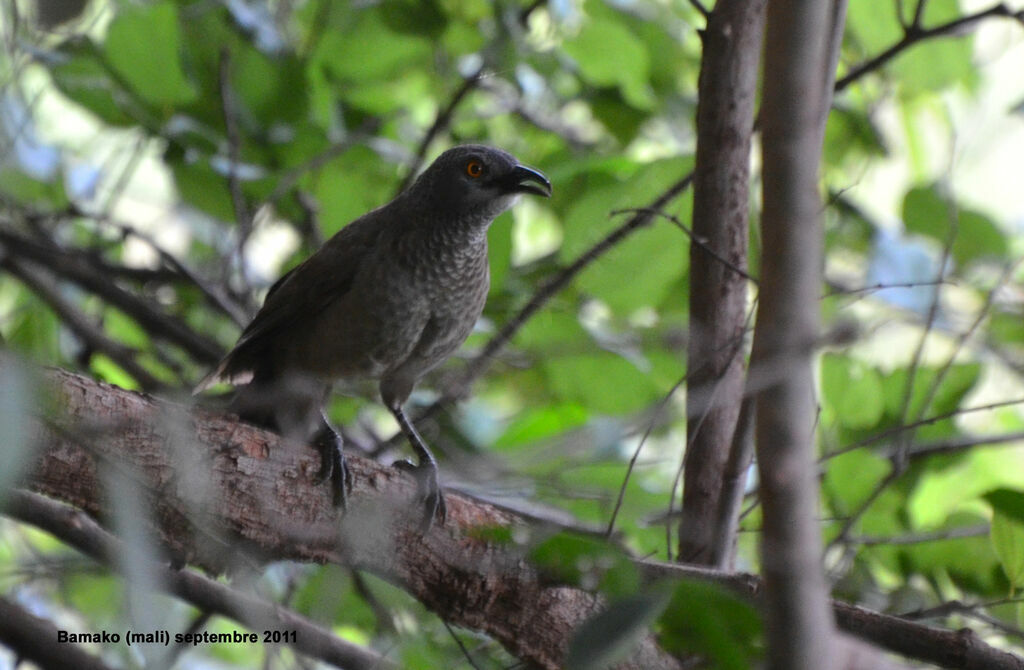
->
[195,145,551,527]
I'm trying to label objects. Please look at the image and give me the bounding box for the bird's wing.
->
[193,215,383,392]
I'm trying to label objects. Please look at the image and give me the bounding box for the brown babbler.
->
[196,145,551,526]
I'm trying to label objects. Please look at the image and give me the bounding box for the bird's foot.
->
[313,425,351,509]
[392,459,447,530]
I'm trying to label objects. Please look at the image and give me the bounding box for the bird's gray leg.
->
[389,405,447,528]
[313,411,350,509]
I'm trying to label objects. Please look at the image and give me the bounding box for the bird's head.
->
[410,145,551,223]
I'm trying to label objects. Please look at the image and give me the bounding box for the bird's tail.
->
[192,359,254,395]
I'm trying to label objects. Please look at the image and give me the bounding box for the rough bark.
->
[751,0,845,668]
[21,368,680,670]
[680,0,765,566]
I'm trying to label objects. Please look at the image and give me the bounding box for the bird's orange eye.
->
[466,160,484,178]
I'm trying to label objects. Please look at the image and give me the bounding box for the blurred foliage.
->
[2,0,1024,667]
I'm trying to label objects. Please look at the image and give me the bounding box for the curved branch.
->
[836,2,1024,92]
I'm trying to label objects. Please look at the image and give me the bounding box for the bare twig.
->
[891,190,958,470]
[396,66,485,196]
[823,396,1024,462]
[835,3,1024,92]
[217,48,253,282]
[611,208,759,284]
[0,228,224,364]
[850,523,988,547]
[1,256,166,390]
[606,374,687,539]
[82,208,249,326]
[905,259,1024,440]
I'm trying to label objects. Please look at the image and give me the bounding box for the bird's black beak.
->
[506,164,552,198]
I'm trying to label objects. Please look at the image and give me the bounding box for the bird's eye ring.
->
[466,160,484,178]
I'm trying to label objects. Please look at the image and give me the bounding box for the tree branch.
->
[753,0,845,666]
[0,227,224,364]
[13,366,1024,669]
[0,595,117,670]
[640,561,1024,670]
[835,2,1024,92]
[3,490,394,670]
[21,367,680,670]
[396,66,485,196]
[678,0,765,567]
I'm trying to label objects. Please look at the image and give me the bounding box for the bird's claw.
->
[314,427,351,510]
[392,460,447,530]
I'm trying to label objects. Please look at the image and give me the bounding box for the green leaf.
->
[50,40,135,126]
[544,352,659,415]
[0,168,69,210]
[566,591,672,670]
[561,160,691,313]
[657,580,762,670]
[230,48,308,126]
[172,161,235,222]
[529,532,632,588]
[847,0,976,95]
[90,354,138,391]
[985,489,1024,526]
[494,403,589,450]
[564,16,654,110]
[824,106,887,166]
[307,146,394,235]
[991,511,1024,588]
[103,2,197,108]
[824,450,891,514]
[892,0,977,96]
[902,185,1006,267]
[821,354,884,430]
[990,310,1024,350]
[315,10,432,83]
[882,363,981,428]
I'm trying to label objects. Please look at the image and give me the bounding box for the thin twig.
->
[217,48,253,275]
[396,66,485,196]
[82,208,249,326]
[851,523,988,547]
[836,3,1024,91]
[911,0,930,29]
[1,256,166,390]
[0,228,224,364]
[442,620,483,670]
[606,374,687,539]
[822,395,1024,462]
[906,259,1024,438]
[823,278,952,297]
[610,207,759,284]
[687,0,710,18]
[891,188,958,470]
[264,118,381,209]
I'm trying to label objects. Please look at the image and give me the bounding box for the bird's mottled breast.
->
[397,224,491,357]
